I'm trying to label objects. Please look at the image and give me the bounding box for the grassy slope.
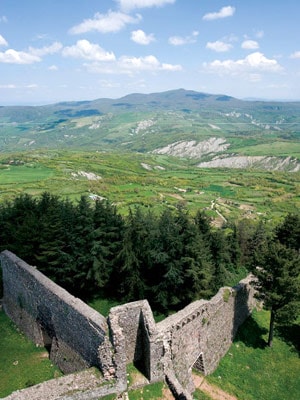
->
[204,309,300,400]
[0,310,62,398]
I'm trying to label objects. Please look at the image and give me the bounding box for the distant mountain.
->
[1,88,299,122]
[0,89,299,171]
[0,89,239,121]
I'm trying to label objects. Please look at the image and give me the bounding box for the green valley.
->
[0,150,299,223]
[0,90,299,223]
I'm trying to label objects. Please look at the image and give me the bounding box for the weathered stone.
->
[0,250,256,400]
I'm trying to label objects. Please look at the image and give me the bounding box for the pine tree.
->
[35,193,74,284]
[194,210,212,238]
[176,208,214,303]
[209,229,231,289]
[116,207,148,301]
[252,240,300,347]
[70,196,95,297]
[149,208,183,312]
[6,194,40,264]
[88,200,124,296]
[276,213,300,251]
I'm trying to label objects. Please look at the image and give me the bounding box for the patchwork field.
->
[0,150,299,224]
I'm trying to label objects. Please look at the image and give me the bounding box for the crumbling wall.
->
[0,250,256,400]
[156,276,256,393]
[0,250,113,375]
[108,300,163,382]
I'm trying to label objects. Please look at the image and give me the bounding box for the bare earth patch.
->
[167,193,185,200]
[193,374,237,400]
[160,387,175,399]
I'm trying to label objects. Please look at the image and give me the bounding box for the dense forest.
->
[0,192,299,316]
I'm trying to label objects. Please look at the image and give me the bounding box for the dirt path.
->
[193,374,238,400]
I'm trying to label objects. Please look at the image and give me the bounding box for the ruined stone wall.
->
[0,250,256,400]
[156,276,256,393]
[0,250,113,375]
[108,300,164,383]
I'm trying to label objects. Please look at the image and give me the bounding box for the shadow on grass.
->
[234,314,268,349]
[276,323,300,355]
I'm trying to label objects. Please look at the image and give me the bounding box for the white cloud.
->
[242,40,259,50]
[116,0,175,11]
[0,34,8,46]
[290,51,300,59]
[255,30,264,39]
[99,79,121,88]
[204,52,283,74]
[248,74,262,82]
[168,31,199,46]
[49,65,58,71]
[0,41,62,64]
[131,29,155,45]
[29,42,63,57]
[62,40,116,61]
[84,54,182,75]
[69,11,142,34]
[0,84,16,89]
[206,40,232,52]
[160,62,182,71]
[84,63,117,74]
[0,83,39,91]
[0,49,41,64]
[119,54,160,70]
[118,54,182,72]
[203,6,235,21]
[168,36,185,46]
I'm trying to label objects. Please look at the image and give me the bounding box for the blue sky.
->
[0,0,300,104]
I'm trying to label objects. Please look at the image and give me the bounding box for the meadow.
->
[202,309,300,400]
[0,150,299,225]
[0,310,62,398]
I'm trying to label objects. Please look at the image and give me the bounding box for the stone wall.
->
[0,250,256,400]
[0,250,113,375]
[155,277,256,393]
[108,300,164,383]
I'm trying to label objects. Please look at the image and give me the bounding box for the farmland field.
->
[0,150,299,224]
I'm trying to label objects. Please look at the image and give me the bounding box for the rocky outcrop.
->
[152,138,230,158]
[197,155,300,172]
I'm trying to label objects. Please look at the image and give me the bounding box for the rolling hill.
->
[0,89,299,171]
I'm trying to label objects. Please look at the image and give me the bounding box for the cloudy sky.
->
[0,0,300,104]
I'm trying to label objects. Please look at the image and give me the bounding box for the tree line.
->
[0,192,299,325]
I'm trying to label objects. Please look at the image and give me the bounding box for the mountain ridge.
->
[0,89,299,172]
[2,88,300,118]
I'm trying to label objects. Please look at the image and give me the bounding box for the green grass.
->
[100,394,118,400]
[0,164,53,184]
[0,310,63,398]
[234,140,300,157]
[207,309,300,400]
[193,390,213,400]
[128,381,166,400]
[88,297,122,317]
[0,150,299,225]
[126,363,167,400]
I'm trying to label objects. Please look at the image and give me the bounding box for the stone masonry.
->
[0,250,256,399]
